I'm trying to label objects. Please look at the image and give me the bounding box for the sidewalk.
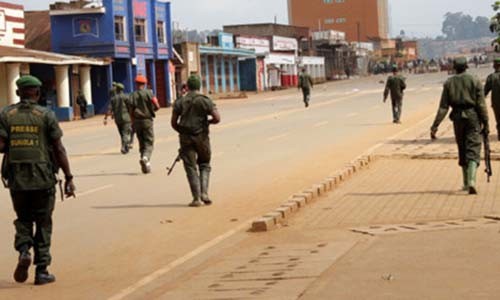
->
[133,115,500,300]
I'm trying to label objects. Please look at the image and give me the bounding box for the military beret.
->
[494,57,500,64]
[453,57,468,67]
[112,82,118,86]
[115,83,125,90]
[16,75,42,88]
[187,75,201,90]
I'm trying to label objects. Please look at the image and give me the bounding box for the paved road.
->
[0,69,490,299]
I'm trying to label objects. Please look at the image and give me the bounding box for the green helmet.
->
[187,75,201,91]
[494,57,500,65]
[16,75,42,89]
[115,83,125,91]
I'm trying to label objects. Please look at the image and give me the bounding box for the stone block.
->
[289,196,306,208]
[275,206,292,219]
[252,217,277,232]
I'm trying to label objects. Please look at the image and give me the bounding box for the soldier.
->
[76,91,88,120]
[171,75,221,207]
[298,68,314,108]
[430,57,489,194]
[484,57,500,140]
[104,83,132,154]
[0,75,76,285]
[383,65,407,124]
[129,75,160,174]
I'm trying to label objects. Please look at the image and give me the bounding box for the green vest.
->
[174,92,215,135]
[2,100,58,190]
[110,92,131,124]
[130,89,156,120]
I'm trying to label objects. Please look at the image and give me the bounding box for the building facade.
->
[50,0,173,114]
[288,0,389,42]
[0,1,107,121]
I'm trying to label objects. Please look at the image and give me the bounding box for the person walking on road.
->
[0,75,76,285]
[298,68,314,108]
[383,65,407,124]
[104,83,133,154]
[484,57,500,140]
[129,75,160,174]
[171,75,221,207]
[430,57,489,194]
[76,91,88,120]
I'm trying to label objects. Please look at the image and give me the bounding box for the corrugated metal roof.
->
[25,11,52,52]
[0,45,108,65]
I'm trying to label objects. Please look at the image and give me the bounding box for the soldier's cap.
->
[453,57,468,68]
[16,75,42,89]
[187,75,201,90]
[494,57,500,64]
[112,82,118,86]
[135,75,148,84]
[115,83,125,90]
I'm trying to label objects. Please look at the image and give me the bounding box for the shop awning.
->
[0,46,108,66]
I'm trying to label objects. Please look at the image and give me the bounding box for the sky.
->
[11,0,494,38]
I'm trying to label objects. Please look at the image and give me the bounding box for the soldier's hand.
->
[103,119,108,126]
[64,179,76,198]
[481,123,490,136]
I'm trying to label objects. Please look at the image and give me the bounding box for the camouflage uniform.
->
[298,72,313,107]
[384,74,407,123]
[431,58,489,194]
[109,87,132,153]
[173,91,216,205]
[0,97,62,273]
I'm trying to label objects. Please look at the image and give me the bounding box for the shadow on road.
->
[92,204,189,209]
[386,137,456,145]
[76,172,141,178]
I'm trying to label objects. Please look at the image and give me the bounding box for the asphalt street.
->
[0,68,491,299]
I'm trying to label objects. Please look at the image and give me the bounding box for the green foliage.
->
[492,2,500,51]
[442,12,493,41]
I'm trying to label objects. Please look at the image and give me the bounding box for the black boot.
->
[187,170,203,207]
[34,266,56,285]
[13,249,31,283]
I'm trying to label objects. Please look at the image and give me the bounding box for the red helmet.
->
[135,75,148,84]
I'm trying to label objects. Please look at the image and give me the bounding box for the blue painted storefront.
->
[51,0,173,114]
[199,33,256,94]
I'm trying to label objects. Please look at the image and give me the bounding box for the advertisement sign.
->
[272,36,298,51]
[218,32,234,49]
[73,17,99,37]
[299,56,325,65]
[236,36,270,55]
[265,53,295,65]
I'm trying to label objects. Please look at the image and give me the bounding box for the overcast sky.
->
[12,0,493,38]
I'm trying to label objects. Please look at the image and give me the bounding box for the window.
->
[336,18,347,23]
[325,18,334,24]
[134,18,147,43]
[323,0,333,3]
[114,16,126,41]
[157,21,166,44]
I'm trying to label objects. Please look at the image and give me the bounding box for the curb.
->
[251,155,375,232]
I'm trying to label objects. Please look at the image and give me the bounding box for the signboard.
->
[265,53,295,65]
[218,32,234,49]
[299,56,325,65]
[236,36,270,55]
[73,17,99,37]
[272,36,298,51]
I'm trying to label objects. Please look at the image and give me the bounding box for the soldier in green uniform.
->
[104,83,132,154]
[129,75,160,174]
[383,65,407,124]
[430,57,489,194]
[171,75,221,207]
[0,75,76,285]
[484,57,500,140]
[298,68,314,108]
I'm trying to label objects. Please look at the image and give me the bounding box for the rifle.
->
[483,131,493,183]
[1,154,8,188]
[166,151,182,176]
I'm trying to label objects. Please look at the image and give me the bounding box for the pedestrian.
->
[76,90,88,120]
[104,83,133,154]
[0,75,76,285]
[484,57,500,141]
[129,75,160,174]
[298,68,314,108]
[171,75,221,207]
[430,57,489,194]
[383,65,407,124]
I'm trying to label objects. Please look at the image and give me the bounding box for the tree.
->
[442,12,494,40]
[491,1,500,51]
